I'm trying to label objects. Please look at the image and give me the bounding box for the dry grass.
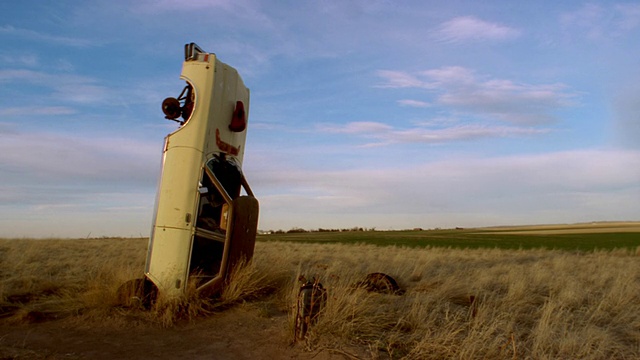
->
[265,242,640,359]
[0,238,146,323]
[1,237,639,359]
[149,256,289,327]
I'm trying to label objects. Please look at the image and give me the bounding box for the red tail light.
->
[229,101,246,132]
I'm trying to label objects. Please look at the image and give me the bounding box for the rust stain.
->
[216,128,240,156]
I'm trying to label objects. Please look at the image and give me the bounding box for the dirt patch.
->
[0,303,350,360]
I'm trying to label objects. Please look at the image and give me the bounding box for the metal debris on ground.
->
[294,276,327,341]
[355,272,404,295]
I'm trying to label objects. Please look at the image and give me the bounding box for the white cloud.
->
[420,66,476,87]
[377,66,576,125]
[392,124,549,143]
[132,0,274,31]
[136,0,270,16]
[397,99,431,108]
[0,106,76,116]
[433,16,521,43]
[252,149,640,230]
[151,0,235,10]
[613,81,640,149]
[615,4,640,31]
[0,131,159,187]
[375,70,423,88]
[0,190,156,238]
[0,53,38,67]
[318,121,550,146]
[0,25,93,47]
[9,149,635,235]
[0,69,111,105]
[318,121,393,134]
[0,129,162,237]
[561,3,640,40]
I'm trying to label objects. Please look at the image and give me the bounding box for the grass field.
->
[1,222,639,359]
[259,222,640,251]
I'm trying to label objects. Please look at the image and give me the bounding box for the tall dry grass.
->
[1,238,639,359]
[0,238,146,323]
[261,242,640,359]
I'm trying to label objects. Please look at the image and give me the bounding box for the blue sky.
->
[1,0,639,237]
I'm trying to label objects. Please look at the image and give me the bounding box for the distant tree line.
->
[264,226,378,234]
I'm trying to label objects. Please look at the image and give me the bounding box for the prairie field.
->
[1,223,639,359]
[260,221,640,251]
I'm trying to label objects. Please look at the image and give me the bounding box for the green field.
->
[258,226,640,251]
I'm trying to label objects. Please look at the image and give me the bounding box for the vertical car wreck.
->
[125,43,259,304]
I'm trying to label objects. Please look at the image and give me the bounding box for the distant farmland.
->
[258,222,640,251]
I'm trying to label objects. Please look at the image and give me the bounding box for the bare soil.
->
[0,302,350,360]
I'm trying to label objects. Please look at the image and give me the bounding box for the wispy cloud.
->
[375,70,423,88]
[0,106,76,117]
[253,149,640,229]
[0,25,93,47]
[133,0,274,30]
[0,54,38,67]
[561,3,640,40]
[144,0,236,11]
[391,124,549,143]
[319,121,393,135]
[318,121,550,146]
[397,99,431,108]
[0,69,110,105]
[0,129,161,237]
[433,16,521,43]
[613,81,640,149]
[377,66,576,125]
[0,130,158,187]
[615,4,640,32]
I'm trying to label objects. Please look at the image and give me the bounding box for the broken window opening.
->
[188,154,243,284]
